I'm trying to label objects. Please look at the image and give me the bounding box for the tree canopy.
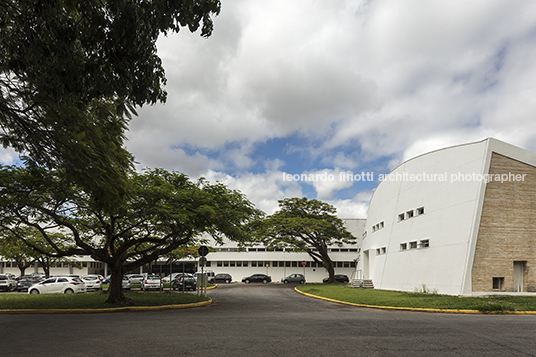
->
[255,197,356,283]
[0,166,260,304]
[0,0,221,209]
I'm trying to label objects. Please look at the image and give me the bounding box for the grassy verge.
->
[0,291,210,310]
[296,284,536,312]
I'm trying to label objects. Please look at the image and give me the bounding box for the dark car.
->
[281,274,306,284]
[16,276,43,292]
[242,274,271,284]
[322,274,349,284]
[173,276,196,291]
[213,274,232,284]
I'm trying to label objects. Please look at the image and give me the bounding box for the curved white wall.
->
[360,140,491,295]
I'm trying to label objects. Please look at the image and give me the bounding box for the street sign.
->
[198,246,209,257]
[301,260,307,266]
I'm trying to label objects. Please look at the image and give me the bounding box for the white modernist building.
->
[1,219,365,283]
[359,138,536,295]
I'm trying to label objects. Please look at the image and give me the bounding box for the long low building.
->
[0,219,365,283]
[359,138,536,295]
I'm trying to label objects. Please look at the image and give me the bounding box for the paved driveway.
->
[1,284,536,356]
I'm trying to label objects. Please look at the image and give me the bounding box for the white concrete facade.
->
[359,138,536,295]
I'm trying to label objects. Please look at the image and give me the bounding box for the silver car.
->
[281,274,306,284]
[140,275,162,291]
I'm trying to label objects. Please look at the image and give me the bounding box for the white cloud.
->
[123,0,536,219]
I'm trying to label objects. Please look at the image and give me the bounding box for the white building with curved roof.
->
[359,138,536,295]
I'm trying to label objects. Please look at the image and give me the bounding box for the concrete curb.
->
[0,298,212,314]
[294,288,536,315]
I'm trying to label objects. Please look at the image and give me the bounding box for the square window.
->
[258,261,264,267]
[217,261,223,267]
[381,247,386,254]
[493,277,504,290]
[406,210,414,219]
[230,261,235,267]
[376,248,381,255]
[380,222,384,229]
[398,213,405,222]
[420,239,430,248]
[206,261,211,267]
[292,261,298,267]
[409,241,417,249]
[285,261,291,267]
[272,261,278,267]
[242,261,249,267]
[252,261,257,267]
[223,261,229,267]
[400,243,407,251]
[416,207,425,215]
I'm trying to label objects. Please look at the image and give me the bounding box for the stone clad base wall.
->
[472,153,536,292]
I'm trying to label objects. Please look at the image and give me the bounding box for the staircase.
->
[361,279,374,289]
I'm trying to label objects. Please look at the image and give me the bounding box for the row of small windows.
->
[216,247,359,253]
[371,221,384,232]
[400,239,430,251]
[215,261,357,268]
[398,207,425,222]
[376,247,387,255]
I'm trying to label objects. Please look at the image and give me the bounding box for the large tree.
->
[0,0,221,209]
[0,166,260,304]
[256,197,356,283]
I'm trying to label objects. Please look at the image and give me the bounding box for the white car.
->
[0,274,16,292]
[82,275,103,291]
[140,275,162,291]
[122,276,131,290]
[28,276,86,294]
[127,274,145,285]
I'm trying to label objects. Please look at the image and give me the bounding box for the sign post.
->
[198,246,209,296]
[302,260,307,277]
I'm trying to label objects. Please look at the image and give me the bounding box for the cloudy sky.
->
[6,0,536,218]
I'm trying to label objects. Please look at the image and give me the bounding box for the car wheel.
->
[64,289,74,294]
[284,280,289,284]
[245,279,250,284]
[225,279,230,283]
[300,280,305,284]
[30,289,39,294]
[263,279,267,284]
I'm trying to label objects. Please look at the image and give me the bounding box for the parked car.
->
[127,274,145,285]
[322,275,349,284]
[102,275,111,284]
[122,276,131,290]
[213,273,232,284]
[141,275,162,291]
[0,274,16,292]
[173,276,196,291]
[242,274,271,284]
[82,275,103,291]
[281,274,306,284]
[28,276,86,294]
[17,276,44,292]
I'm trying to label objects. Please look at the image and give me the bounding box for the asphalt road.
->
[1,284,536,356]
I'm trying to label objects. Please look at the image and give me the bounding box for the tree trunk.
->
[105,263,133,305]
[319,248,336,283]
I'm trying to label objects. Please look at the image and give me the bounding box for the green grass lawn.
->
[0,290,210,310]
[296,284,536,312]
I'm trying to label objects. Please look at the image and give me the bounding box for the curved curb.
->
[0,298,212,314]
[294,288,536,315]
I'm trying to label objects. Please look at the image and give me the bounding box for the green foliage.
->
[0,291,209,310]
[255,198,356,282]
[296,284,536,312]
[0,165,260,303]
[0,0,221,210]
